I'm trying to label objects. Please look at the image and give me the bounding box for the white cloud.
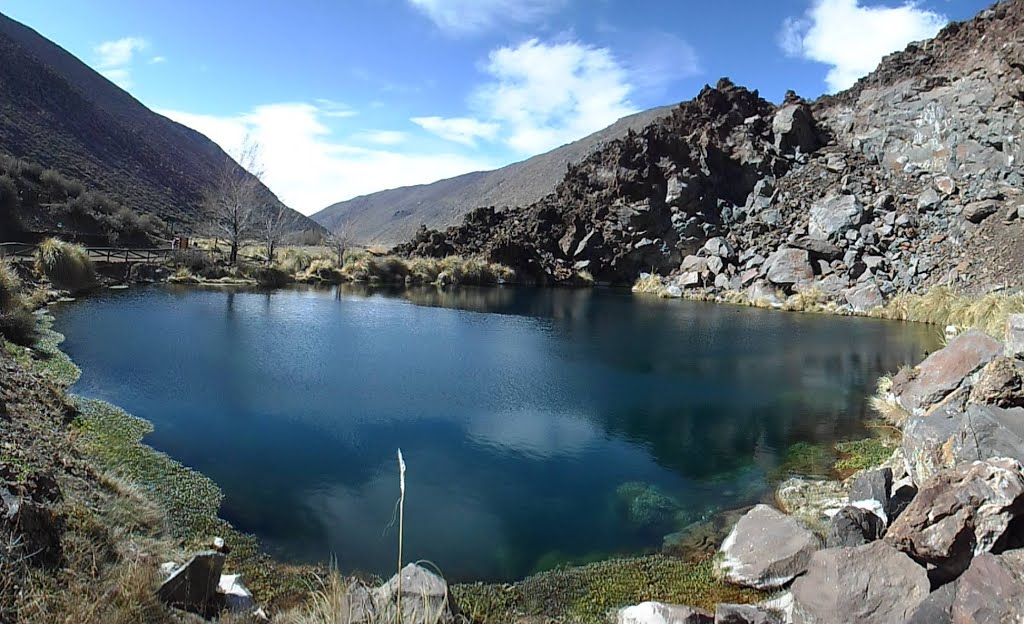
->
[354,130,409,146]
[780,0,947,92]
[411,116,500,146]
[95,36,148,67]
[408,0,566,35]
[94,36,149,88]
[628,32,701,92]
[158,103,498,215]
[149,56,167,65]
[473,38,637,154]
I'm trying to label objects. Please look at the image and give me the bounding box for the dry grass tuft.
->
[872,286,1024,339]
[632,275,664,294]
[34,238,96,292]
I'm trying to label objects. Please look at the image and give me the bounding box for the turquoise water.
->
[52,284,938,581]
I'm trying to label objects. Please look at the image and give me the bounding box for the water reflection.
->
[52,285,939,581]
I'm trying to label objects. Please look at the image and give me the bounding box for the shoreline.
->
[31,282,921,621]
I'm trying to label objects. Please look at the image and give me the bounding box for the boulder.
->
[765,249,813,286]
[617,601,713,624]
[772,103,823,155]
[844,284,883,313]
[789,237,841,260]
[714,603,781,624]
[962,199,1000,223]
[891,329,1003,414]
[747,281,782,307]
[372,563,460,624]
[808,195,864,241]
[1008,314,1024,359]
[157,551,226,616]
[704,237,736,260]
[217,574,254,613]
[718,504,820,590]
[901,392,971,485]
[969,357,1023,407]
[775,478,848,532]
[957,404,1024,465]
[906,582,956,624]
[885,458,1024,581]
[848,468,892,524]
[790,541,929,624]
[825,506,884,548]
[950,550,1024,623]
[681,255,709,274]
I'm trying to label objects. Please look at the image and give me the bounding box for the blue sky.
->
[0,0,991,214]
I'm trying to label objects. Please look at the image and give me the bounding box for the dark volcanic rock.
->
[715,603,781,624]
[906,582,956,624]
[892,330,1003,414]
[826,506,885,548]
[848,468,892,524]
[950,550,1024,623]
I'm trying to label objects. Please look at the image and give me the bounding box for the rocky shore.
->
[615,316,1024,623]
[396,0,1024,315]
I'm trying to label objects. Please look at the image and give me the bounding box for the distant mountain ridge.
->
[312,105,677,245]
[0,12,324,239]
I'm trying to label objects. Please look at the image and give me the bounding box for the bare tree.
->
[204,136,265,263]
[327,219,353,266]
[261,204,289,265]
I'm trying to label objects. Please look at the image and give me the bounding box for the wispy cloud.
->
[354,130,409,146]
[411,116,499,146]
[159,103,498,214]
[149,56,167,65]
[407,0,567,35]
[94,36,149,88]
[780,0,947,92]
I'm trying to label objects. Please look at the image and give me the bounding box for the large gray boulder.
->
[765,249,813,286]
[790,541,929,624]
[969,357,1024,407]
[892,329,1003,414]
[901,392,971,485]
[808,195,864,241]
[371,563,459,624]
[719,504,820,590]
[950,550,1024,623]
[773,103,823,156]
[848,468,892,524]
[1008,314,1024,359]
[844,284,884,313]
[885,458,1024,580]
[958,404,1024,463]
[616,601,712,624]
[906,582,956,624]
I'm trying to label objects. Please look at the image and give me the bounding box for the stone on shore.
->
[616,601,713,624]
[1008,314,1024,359]
[790,541,929,624]
[950,550,1024,623]
[825,506,884,548]
[765,249,813,286]
[906,582,956,624]
[848,468,892,524]
[775,478,848,532]
[891,329,1003,414]
[372,563,460,624]
[718,504,820,590]
[969,357,1024,407]
[157,551,225,615]
[714,603,781,624]
[885,458,1024,581]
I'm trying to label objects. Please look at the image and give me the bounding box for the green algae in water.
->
[834,437,896,473]
[774,441,836,480]
[31,314,80,386]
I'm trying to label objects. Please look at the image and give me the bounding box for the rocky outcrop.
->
[790,541,929,624]
[885,458,1024,581]
[950,550,1024,623]
[157,551,226,616]
[397,1,1024,304]
[891,329,1003,414]
[718,504,820,590]
[825,506,884,548]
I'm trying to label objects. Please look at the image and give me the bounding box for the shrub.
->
[34,238,97,292]
[277,249,314,274]
[0,258,19,311]
[0,260,34,345]
[254,267,293,288]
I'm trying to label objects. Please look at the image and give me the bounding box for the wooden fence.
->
[0,242,173,264]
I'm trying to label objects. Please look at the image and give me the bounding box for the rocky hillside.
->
[312,105,675,245]
[0,12,324,240]
[399,0,1024,308]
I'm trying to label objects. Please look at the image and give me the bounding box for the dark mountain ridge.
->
[0,12,324,241]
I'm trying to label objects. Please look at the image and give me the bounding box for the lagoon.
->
[52,285,938,582]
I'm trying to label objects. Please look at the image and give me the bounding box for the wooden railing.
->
[0,243,173,264]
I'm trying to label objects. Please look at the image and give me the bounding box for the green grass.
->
[34,238,97,292]
[834,437,896,474]
[455,555,764,623]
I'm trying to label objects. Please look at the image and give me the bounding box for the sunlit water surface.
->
[52,285,938,581]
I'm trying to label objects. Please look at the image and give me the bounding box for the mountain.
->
[0,12,324,241]
[397,0,1024,302]
[312,105,676,245]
